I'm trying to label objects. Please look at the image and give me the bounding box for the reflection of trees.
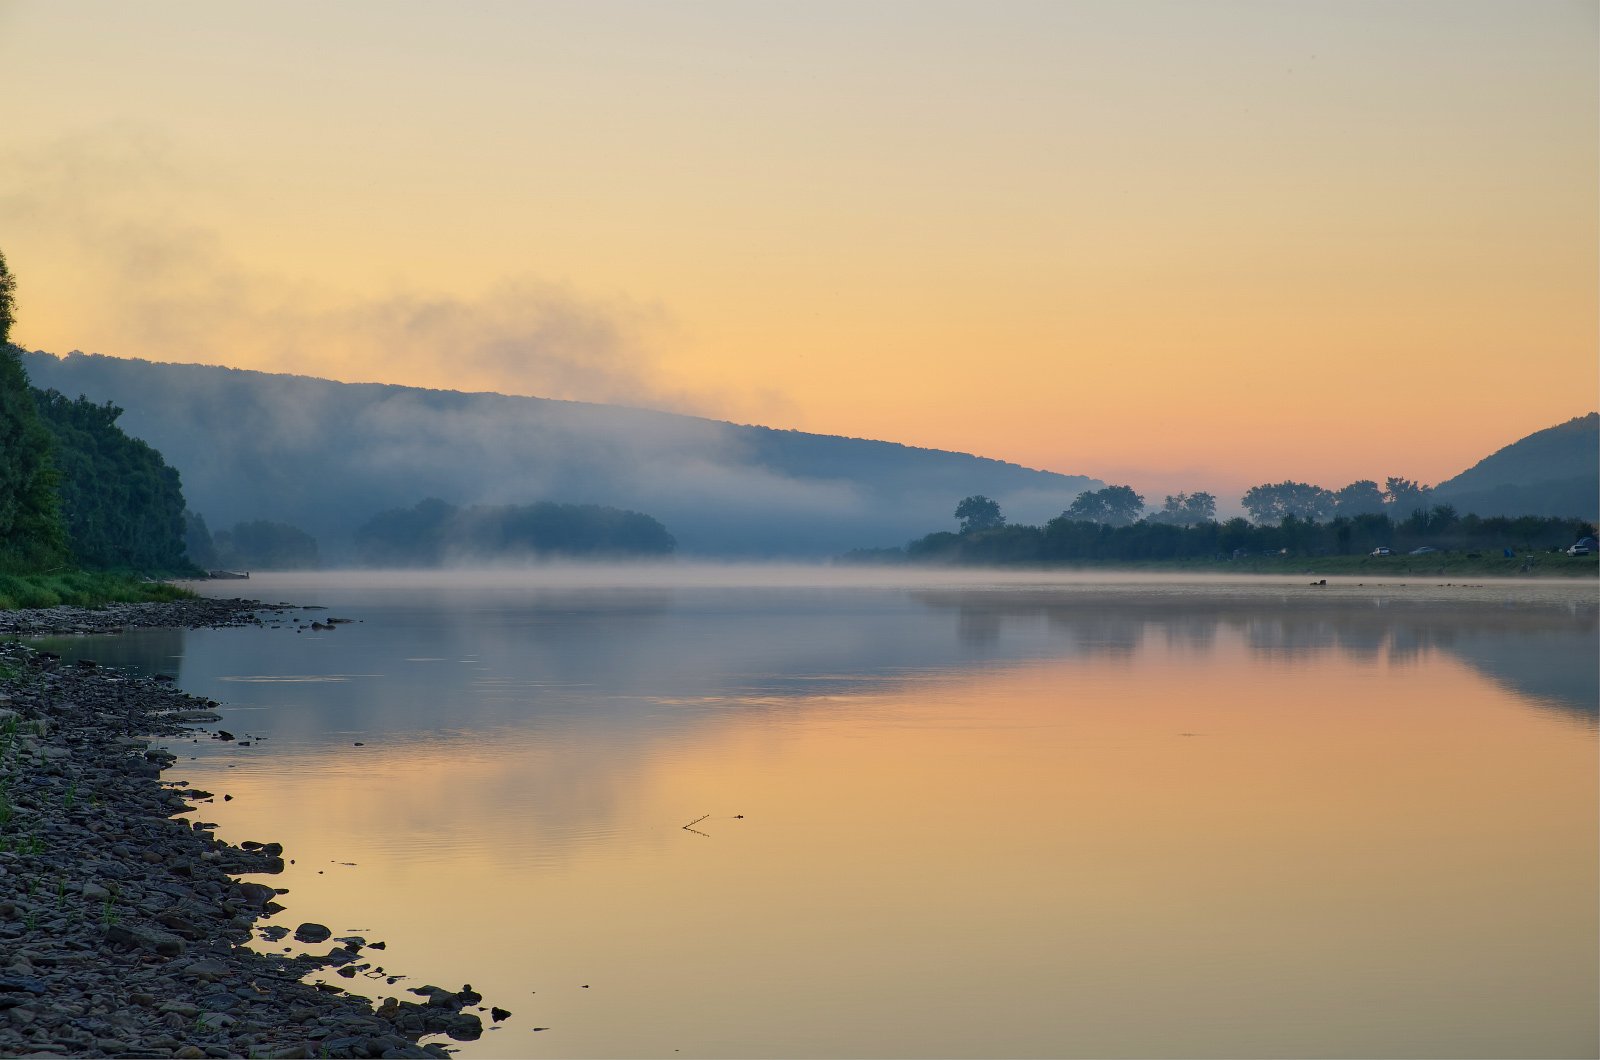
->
[1160,616,1218,654]
[913,589,1598,719]
[25,627,186,678]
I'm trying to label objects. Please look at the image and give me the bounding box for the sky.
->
[0,0,1594,501]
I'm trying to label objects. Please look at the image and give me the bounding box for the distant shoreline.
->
[838,552,1600,580]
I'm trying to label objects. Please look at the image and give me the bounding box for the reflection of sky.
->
[23,581,1597,1058]
[29,585,1597,754]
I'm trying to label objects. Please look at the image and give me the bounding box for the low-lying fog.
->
[185,562,1600,607]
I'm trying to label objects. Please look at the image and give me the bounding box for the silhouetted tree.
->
[1150,491,1217,526]
[1240,481,1336,524]
[954,495,1005,534]
[1064,485,1146,527]
[1384,476,1433,516]
[1334,480,1386,516]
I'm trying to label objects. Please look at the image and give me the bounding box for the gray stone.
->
[293,922,332,944]
[105,923,185,958]
[182,958,230,982]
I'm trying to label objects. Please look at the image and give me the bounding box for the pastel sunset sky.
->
[1,1,1593,499]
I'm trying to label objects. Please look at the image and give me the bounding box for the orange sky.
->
[1,1,1594,499]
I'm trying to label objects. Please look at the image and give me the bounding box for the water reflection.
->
[910,590,1599,719]
[17,579,1598,1058]
[30,586,1597,724]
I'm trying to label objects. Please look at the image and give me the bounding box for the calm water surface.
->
[30,570,1599,1058]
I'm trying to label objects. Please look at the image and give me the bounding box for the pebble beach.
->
[0,598,494,1059]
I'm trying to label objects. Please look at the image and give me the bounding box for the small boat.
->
[206,570,251,580]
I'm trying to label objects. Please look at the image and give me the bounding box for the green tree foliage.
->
[1064,485,1146,527]
[354,498,676,565]
[213,520,320,570]
[32,390,191,571]
[1334,480,1387,516]
[1384,476,1433,517]
[0,249,14,345]
[1240,481,1336,524]
[953,495,1004,534]
[0,251,68,571]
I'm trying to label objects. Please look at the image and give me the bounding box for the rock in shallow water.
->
[294,922,333,944]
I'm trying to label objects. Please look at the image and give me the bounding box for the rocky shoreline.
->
[0,596,279,638]
[0,598,492,1058]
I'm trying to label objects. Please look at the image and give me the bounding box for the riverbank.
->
[0,598,493,1058]
[0,571,203,612]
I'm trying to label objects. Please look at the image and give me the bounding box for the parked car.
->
[1568,536,1596,557]
[1370,546,1393,556]
[1409,546,1437,555]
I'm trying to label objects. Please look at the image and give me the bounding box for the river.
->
[29,568,1599,1058]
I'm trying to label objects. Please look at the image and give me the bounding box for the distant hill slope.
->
[1432,413,1598,520]
[20,351,1101,558]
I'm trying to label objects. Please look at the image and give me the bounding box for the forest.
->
[355,498,677,565]
[0,251,195,574]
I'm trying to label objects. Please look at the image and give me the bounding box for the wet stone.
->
[294,923,333,944]
[0,616,500,1059]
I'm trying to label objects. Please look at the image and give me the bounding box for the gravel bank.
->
[0,600,492,1058]
[0,597,278,638]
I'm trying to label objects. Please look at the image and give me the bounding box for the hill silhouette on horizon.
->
[1433,412,1597,520]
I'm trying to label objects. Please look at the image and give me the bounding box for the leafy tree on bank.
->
[1064,485,1146,526]
[1384,476,1433,517]
[1333,480,1387,516]
[954,495,1005,534]
[1240,481,1336,524]
[0,250,68,571]
[32,390,191,571]
[1149,491,1217,526]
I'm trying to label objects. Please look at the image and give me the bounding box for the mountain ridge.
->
[1433,412,1597,519]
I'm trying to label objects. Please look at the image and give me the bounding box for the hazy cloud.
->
[0,128,709,412]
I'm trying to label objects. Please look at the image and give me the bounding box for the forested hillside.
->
[32,391,189,570]
[0,252,68,571]
[0,252,193,575]
[1432,413,1598,519]
[21,351,1102,558]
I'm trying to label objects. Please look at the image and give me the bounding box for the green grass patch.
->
[0,570,198,610]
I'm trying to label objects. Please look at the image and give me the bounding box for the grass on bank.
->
[0,570,197,610]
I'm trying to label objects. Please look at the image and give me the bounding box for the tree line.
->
[849,486,1594,566]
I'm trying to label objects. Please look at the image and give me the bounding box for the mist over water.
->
[31,570,1597,1058]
